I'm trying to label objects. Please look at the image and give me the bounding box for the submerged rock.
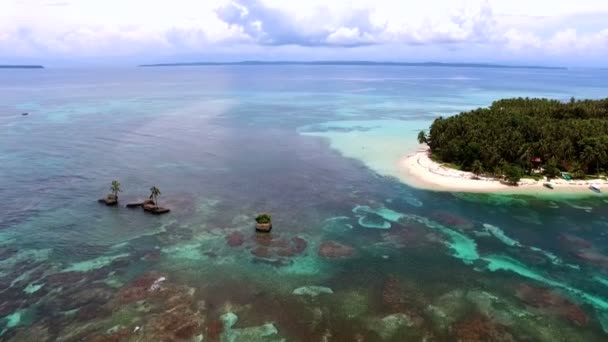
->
[55,286,114,311]
[149,276,166,291]
[251,247,273,259]
[358,214,391,229]
[206,318,225,340]
[292,286,334,297]
[597,310,608,334]
[573,248,608,267]
[368,313,414,339]
[226,232,245,247]
[318,241,355,259]
[425,289,469,331]
[381,275,423,313]
[220,312,284,342]
[432,211,474,230]
[290,237,308,255]
[8,322,50,341]
[44,271,87,286]
[336,290,369,319]
[483,223,521,247]
[141,304,204,340]
[249,235,308,264]
[558,233,593,249]
[223,323,283,342]
[452,315,515,342]
[322,216,353,234]
[515,284,589,326]
[115,271,167,303]
[221,312,238,330]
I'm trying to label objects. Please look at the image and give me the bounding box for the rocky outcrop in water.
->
[126,199,170,214]
[98,194,117,206]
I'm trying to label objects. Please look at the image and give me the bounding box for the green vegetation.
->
[543,158,561,180]
[471,160,483,178]
[417,130,428,144]
[149,186,161,208]
[255,214,272,224]
[110,180,121,200]
[424,97,608,183]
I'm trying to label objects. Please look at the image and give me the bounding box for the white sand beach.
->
[399,148,608,194]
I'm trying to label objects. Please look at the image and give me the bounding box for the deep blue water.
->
[1,66,608,341]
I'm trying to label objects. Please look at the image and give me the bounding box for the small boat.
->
[589,183,601,193]
[543,183,554,189]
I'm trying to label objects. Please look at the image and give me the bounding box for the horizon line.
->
[139,60,567,70]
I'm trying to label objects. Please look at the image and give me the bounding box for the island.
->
[402,98,608,193]
[139,61,565,70]
[0,65,44,69]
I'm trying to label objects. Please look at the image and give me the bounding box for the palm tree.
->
[580,146,598,175]
[417,130,428,145]
[110,180,121,200]
[516,145,532,174]
[471,160,483,178]
[149,186,161,208]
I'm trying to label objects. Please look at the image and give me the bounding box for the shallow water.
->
[1,66,608,341]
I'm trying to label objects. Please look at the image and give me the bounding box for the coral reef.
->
[432,211,475,231]
[515,284,589,326]
[248,235,308,265]
[226,231,245,247]
[292,286,334,297]
[452,315,515,342]
[368,313,414,340]
[318,241,355,259]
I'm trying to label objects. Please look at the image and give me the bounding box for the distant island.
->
[139,61,566,70]
[402,98,608,193]
[0,65,44,69]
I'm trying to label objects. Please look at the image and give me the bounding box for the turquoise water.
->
[1,66,608,340]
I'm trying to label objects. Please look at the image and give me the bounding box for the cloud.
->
[214,0,501,47]
[0,0,607,66]
[215,0,382,46]
[325,27,376,46]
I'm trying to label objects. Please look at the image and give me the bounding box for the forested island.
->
[418,98,608,184]
[139,61,565,70]
[0,65,44,69]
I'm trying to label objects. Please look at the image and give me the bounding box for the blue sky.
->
[1,0,607,66]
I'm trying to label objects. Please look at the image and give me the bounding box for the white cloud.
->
[0,0,607,65]
[326,27,376,46]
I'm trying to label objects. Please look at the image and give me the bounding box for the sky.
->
[1,0,607,67]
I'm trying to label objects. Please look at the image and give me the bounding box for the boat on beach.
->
[543,183,554,189]
[589,183,601,193]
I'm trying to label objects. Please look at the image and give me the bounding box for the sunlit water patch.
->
[298,119,428,182]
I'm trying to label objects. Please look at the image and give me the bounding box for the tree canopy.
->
[424,97,608,180]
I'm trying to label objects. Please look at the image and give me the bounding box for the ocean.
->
[1,65,608,340]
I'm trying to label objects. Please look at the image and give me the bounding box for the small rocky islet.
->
[98,181,170,214]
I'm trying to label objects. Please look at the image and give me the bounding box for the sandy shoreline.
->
[399,148,608,195]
